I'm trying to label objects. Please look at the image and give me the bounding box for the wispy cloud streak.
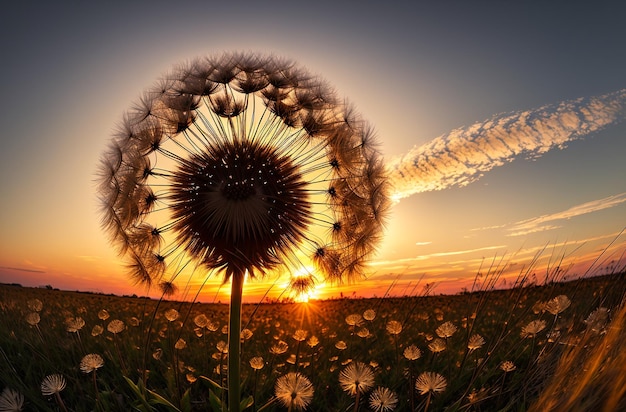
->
[507,192,626,236]
[389,90,626,199]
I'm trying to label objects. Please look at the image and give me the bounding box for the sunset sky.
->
[1,1,625,303]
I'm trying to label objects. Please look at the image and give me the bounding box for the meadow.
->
[1,270,624,411]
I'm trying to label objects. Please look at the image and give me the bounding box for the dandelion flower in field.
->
[275,372,314,410]
[250,356,264,370]
[25,312,40,326]
[335,340,348,350]
[415,372,447,395]
[293,329,308,342]
[107,319,125,334]
[175,338,187,350]
[368,387,398,412]
[345,313,363,327]
[339,361,375,396]
[27,299,43,312]
[270,340,289,355]
[467,334,485,352]
[386,320,402,335]
[91,325,104,336]
[194,313,209,328]
[428,338,446,353]
[499,360,516,372]
[80,353,105,373]
[65,317,85,333]
[435,321,457,339]
[544,295,571,315]
[0,387,24,412]
[164,308,179,322]
[520,319,546,338]
[403,344,422,361]
[363,309,376,321]
[41,374,66,396]
[307,336,319,347]
[98,53,390,412]
[97,309,110,320]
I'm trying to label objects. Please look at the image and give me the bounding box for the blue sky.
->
[1,1,625,300]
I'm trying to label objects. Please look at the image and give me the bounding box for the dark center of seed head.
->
[221,179,257,201]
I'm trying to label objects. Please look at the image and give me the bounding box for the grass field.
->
[1,271,624,411]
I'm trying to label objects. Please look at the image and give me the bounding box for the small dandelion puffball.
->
[544,294,571,315]
[107,319,126,334]
[500,360,517,372]
[0,387,24,412]
[369,387,399,412]
[339,361,376,396]
[249,356,265,370]
[435,321,457,339]
[415,371,447,395]
[386,320,402,335]
[467,334,485,351]
[80,353,105,373]
[521,319,547,338]
[98,52,390,288]
[41,374,67,396]
[403,344,422,361]
[274,372,314,410]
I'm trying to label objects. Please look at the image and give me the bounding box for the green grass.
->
[1,271,624,411]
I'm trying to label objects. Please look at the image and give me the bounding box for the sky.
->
[1,1,625,303]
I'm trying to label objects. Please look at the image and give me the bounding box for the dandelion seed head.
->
[369,386,398,412]
[544,295,571,315]
[339,361,375,396]
[345,313,363,327]
[293,329,308,341]
[97,309,110,320]
[435,321,457,338]
[584,306,609,334]
[270,340,289,355]
[249,356,264,370]
[500,360,516,372]
[521,319,546,338]
[175,338,187,350]
[41,374,66,396]
[357,327,370,338]
[415,371,447,395]
[107,319,125,334]
[363,309,376,321]
[0,387,24,412]
[274,372,314,410]
[307,335,319,347]
[467,334,485,351]
[335,340,347,350]
[386,320,402,335]
[80,353,104,373]
[428,338,447,353]
[98,52,390,288]
[403,344,422,361]
[91,325,104,336]
[194,313,209,328]
[164,308,179,322]
[25,312,40,326]
[27,299,43,312]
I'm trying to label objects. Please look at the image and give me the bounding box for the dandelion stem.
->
[228,271,245,412]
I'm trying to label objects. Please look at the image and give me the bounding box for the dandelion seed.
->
[403,344,422,361]
[435,321,457,338]
[41,374,66,396]
[25,312,40,326]
[520,319,546,338]
[0,387,24,412]
[544,295,571,315]
[270,340,289,355]
[363,309,376,321]
[428,338,446,353]
[386,320,402,335]
[249,356,264,370]
[80,353,105,373]
[91,325,104,336]
[415,371,447,395]
[339,361,375,396]
[27,299,43,312]
[97,309,110,320]
[346,313,363,327]
[369,387,398,412]
[467,334,485,351]
[164,308,179,322]
[275,372,314,410]
[499,360,516,372]
[107,319,125,334]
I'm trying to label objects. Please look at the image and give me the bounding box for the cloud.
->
[507,192,626,236]
[388,89,626,200]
